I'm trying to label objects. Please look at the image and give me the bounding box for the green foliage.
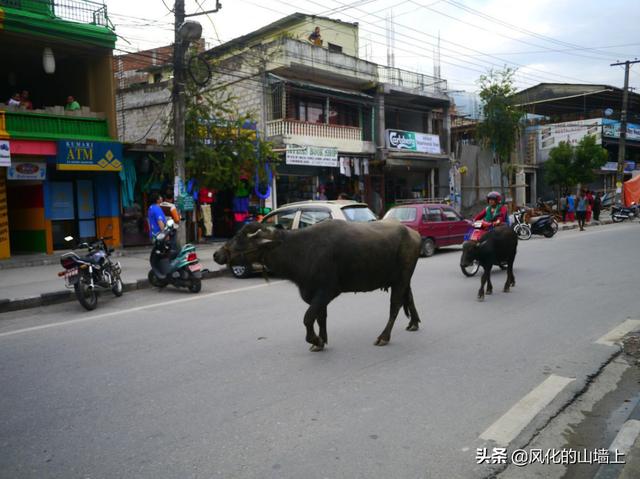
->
[476,68,523,165]
[545,135,609,189]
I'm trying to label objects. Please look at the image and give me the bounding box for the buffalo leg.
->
[317,306,328,345]
[404,287,421,331]
[375,286,405,346]
[304,293,333,352]
[504,260,515,292]
[478,267,490,301]
[486,274,493,295]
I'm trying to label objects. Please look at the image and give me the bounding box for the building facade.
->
[0,0,121,258]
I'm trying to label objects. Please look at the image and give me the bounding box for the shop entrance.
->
[50,180,96,249]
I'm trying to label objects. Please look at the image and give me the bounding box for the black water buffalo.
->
[214,220,422,351]
[460,225,518,301]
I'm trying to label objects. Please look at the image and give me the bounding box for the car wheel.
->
[421,238,436,257]
[231,262,252,279]
[461,260,480,277]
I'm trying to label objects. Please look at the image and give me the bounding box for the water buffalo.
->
[460,225,518,301]
[214,220,422,351]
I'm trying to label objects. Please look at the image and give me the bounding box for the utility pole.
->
[610,59,640,203]
[173,0,187,244]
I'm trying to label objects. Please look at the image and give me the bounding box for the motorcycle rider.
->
[474,191,508,226]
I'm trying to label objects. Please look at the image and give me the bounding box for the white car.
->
[229,200,377,278]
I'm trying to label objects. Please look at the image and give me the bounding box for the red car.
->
[383,203,472,257]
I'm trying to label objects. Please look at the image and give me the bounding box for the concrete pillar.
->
[375,89,386,160]
[443,105,451,155]
[426,110,433,134]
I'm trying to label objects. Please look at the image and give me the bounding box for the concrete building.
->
[0,0,121,258]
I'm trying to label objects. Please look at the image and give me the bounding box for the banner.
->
[0,140,10,167]
[0,175,9,259]
[602,119,640,142]
[7,162,46,180]
[286,146,338,167]
[56,140,122,171]
[601,161,636,172]
[386,129,441,154]
[538,119,601,150]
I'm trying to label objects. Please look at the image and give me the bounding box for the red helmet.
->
[487,191,501,203]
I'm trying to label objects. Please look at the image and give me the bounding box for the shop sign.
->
[177,194,195,212]
[56,140,123,172]
[601,161,636,172]
[286,145,338,167]
[538,119,601,150]
[386,129,441,154]
[7,162,46,180]
[602,119,640,142]
[0,140,10,167]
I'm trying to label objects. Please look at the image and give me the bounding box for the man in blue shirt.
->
[148,193,166,238]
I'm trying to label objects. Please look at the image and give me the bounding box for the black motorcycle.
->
[58,235,123,310]
[611,203,638,222]
[512,209,557,239]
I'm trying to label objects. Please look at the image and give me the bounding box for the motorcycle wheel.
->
[148,270,167,288]
[112,276,124,297]
[515,224,532,240]
[461,260,480,277]
[74,277,98,311]
[550,219,559,233]
[611,214,623,223]
[543,227,556,238]
[188,278,202,293]
[231,262,252,279]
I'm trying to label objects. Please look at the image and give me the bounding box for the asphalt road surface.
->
[0,222,638,479]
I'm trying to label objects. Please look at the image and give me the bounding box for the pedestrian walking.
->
[576,191,588,231]
[593,192,602,221]
[566,193,576,222]
[559,193,567,223]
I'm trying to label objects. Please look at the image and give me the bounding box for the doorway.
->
[50,180,96,249]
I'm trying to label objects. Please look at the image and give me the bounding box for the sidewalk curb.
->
[0,268,229,315]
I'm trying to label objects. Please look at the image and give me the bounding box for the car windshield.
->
[383,207,416,222]
[341,206,377,222]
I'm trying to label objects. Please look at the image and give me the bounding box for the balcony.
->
[1,109,111,141]
[266,119,374,154]
[378,65,449,102]
[0,0,112,28]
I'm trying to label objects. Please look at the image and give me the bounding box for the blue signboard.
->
[56,140,122,171]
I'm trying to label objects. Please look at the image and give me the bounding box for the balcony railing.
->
[378,65,447,95]
[267,119,362,142]
[0,0,113,29]
[1,109,111,141]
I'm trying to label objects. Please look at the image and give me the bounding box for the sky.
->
[107,0,640,108]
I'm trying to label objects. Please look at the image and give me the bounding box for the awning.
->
[385,158,442,170]
[268,74,374,101]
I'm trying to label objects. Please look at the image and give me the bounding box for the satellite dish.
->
[604,108,614,117]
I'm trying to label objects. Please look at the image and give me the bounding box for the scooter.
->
[514,209,557,238]
[611,203,638,222]
[148,219,202,293]
[460,220,508,277]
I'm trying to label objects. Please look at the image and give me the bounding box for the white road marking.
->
[595,319,640,346]
[480,374,575,446]
[0,281,286,339]
[609,419,640,454]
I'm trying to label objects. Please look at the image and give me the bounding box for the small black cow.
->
[460,225,518,301]
[214,220,422,351]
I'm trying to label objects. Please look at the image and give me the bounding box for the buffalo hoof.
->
[477,295,485,302]
[406,324,419,332]
[503,288,510,293]
[486,289,493,295]
[374,337,389,346]
[309,343,325,352]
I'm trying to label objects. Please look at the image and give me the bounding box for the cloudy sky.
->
[108,0,640,96]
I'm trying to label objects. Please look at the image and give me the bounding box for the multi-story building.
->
[0,0,121,259]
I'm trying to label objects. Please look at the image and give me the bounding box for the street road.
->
[0,222,638,478]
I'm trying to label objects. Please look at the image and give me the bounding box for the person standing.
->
[593,192,602,221]
[559,193,567,223]
[147,193,166,239]
[566,192,576,222]
[585,190,594,223]
[576,191,588,231]
[308,26,323,46]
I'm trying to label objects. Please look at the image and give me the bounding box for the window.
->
[262,209,298,229]
[342,206,377,222]
[442,208,462,221]
[328,43,342,53]
[424,207,442,222]
[329,101,360,127]
[288,93,326,123]
[384,207,416,222]
[298,208,332,228]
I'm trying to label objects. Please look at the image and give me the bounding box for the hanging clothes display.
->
[200,204,213,236]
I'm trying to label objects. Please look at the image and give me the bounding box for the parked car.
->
[228,200,377,278]
[383,202,472,257]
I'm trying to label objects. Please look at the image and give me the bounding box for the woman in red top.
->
[474,191,508,225]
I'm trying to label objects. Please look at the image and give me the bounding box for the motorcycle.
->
[611,203,638,222]
[58,235,123,311]
[511,209,532,240]
[512,209,557,239]
[148,219,202,293]
[460,220,508,277]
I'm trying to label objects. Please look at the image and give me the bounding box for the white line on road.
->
[0,281,286,339]
[480,374,575,446]
[595,319,640,346]
[609,419,640,454]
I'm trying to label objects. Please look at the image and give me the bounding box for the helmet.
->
[487,191,501,203]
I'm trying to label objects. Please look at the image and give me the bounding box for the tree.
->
[476,68,523,204]
[545,135,609,194]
